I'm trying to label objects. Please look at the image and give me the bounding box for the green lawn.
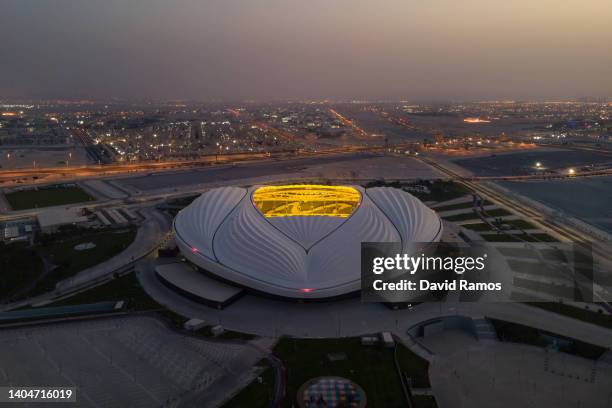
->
[395,343,431,388]
[461,222,493,232]
[31,228,137,296]
[433,201,474,212]
[483,208,513,217]
[500,219,538,230]
[481,233,521,242]
[51,271,253,332]
[274,338,427,408]
[51,269,160,310]
[481,232,557,243]
[442,211,480,222]
[162,194,200,216]
[0,242,44,300]
[365,180,472,202]
[51,268,259,334]
[433,199,494,212]
[497,247,539,259]
[412,395,439,408]
[5,184,94,210]
[53,271,265,338]
[2,228,137,300]
[166,194,199,208]
[498,247,566,261]
[226,338,431,407]
[426,180,472,202]
[50,271,189,327]
[525,233,558,242]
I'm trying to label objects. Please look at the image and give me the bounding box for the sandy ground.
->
[0,147,90,169]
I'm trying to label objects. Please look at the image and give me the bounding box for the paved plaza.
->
[138,260,612,350]
[423,330,612,408]
[0,316,267,407]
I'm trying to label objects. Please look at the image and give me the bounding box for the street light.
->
[535,162,542,168]
[568,168,576,175]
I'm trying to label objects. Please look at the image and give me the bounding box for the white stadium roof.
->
[173,185,442,299]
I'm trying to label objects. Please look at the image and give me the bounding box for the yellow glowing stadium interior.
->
[252,185,361,218]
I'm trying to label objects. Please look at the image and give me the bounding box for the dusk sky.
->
[1,0,611,101]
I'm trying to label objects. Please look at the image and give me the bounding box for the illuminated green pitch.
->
[252,185,361,218]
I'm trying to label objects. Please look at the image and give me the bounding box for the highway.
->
[3,141,611,189]
[328,108,377,140]
[0,146,399,187]
[468,167,612,181]
[71,128,112,164]
[1,152,443,221]
[4,146,608,263]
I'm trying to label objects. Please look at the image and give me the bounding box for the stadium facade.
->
[173,185,442,299]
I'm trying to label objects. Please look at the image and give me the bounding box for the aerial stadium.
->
[172,184,443,299]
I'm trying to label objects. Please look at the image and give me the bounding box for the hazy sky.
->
[1,0,611,101]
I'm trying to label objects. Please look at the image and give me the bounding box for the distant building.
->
[380,332,395,347]
[191,121,202,139]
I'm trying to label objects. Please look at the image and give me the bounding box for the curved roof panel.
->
[174,184,442,298]
[173,186,246,260]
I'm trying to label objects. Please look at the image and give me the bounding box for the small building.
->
[380,332,395,348]
[361,336,378,346]
[37,208,89,234]
[211,325,224,336]
[184,318,207,331]
[155,262,243,309]
[3,226,19,240]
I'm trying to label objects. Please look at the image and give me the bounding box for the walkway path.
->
[138,260,612,348]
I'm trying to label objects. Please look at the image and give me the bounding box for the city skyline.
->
[1,0,611,102]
